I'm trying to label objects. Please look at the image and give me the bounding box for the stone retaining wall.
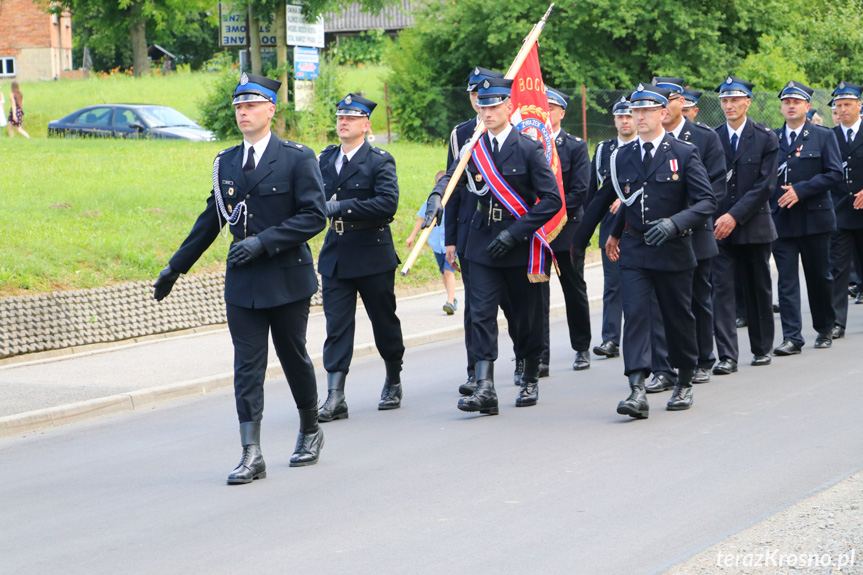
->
[0,272,323,359]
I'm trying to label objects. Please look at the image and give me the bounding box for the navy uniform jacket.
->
[444,117,482,254]
[432,127,562,268]
[582,134,716,271]
[771,120,843,237]
[715,118,779,245]
[677,118,727,259]
[317,141,400,279]
[170,136,326,309]
[831,124,863,230]
[549,128,590,251]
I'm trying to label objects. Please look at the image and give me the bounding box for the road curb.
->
[0,289,599,439]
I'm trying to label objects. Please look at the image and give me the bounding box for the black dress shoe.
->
[832,325,845,339]
[227,423,266,485]
[751,355,772,366]
[318,372,348,422]
[458,374,476,396]
[516,359,540,407]
[572,351,590,371]
[617,372,649,419]
[735,317,747,328]
[290,409,323,467]
[458,361,499,415]
[538,361,550,378]
[773,340,802,356]
[513,358,524,386]
[645,373,675,393]
[667,369,694,411]
[712,358,738,375]
[850,284,859,298]
[593,341,620,358]
[814,333,833,349]
[378,361,403,410]
[856,292,863,305]
[692,367,710,383]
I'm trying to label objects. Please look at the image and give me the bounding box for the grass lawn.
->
[0,70,600,297]
[0,137,448,296]
[0,73,213,139]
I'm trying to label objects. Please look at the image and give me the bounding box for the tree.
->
[53,0,212,76]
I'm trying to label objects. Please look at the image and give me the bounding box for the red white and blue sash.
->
[471,135,555,281]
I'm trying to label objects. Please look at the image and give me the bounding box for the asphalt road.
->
[1,308,861,575]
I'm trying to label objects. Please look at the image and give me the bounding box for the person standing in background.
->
[7,82,30,139]
[0,88,8,134]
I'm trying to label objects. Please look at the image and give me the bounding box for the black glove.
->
[153,265,180,301]
[226,236,265,267]
[644,218,679,246]
[486,229,518,259]
[422,193,443,228]
[325,200,340,218]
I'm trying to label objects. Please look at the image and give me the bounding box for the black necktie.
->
[243,148,256,176]
[492,138,499,154]
[338,153,349,174]
[730,133,738,152]
[789,131,797,147]
[848,128,854,144]
[642,142,654,172]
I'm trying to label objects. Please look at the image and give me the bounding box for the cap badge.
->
[726,77,732,85]
[840,81,846,89]
[345,94,352,105]
[240,73,249,85]
[789,81,795,88]
[483,79,490,89]
[474,67,480,76]
[637,83,644,92]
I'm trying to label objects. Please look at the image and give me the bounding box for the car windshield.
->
[137,106,198,128]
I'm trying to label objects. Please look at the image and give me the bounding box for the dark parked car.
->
[48,104,215,141]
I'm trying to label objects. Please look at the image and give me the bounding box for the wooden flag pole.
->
[400,3,556,277]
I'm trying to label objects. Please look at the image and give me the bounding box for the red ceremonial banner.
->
[509,43,567,280]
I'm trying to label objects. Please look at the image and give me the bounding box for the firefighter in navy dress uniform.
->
[828,82,863,339]
[645,77,726,390]
[316,93,406,422]
[425,78,562,414]
[771,81,843,355]
[574,83,716,418]
[539,86,592,372]
[710,76,779,369]
[153,73,327,483]
[587,97,637,360]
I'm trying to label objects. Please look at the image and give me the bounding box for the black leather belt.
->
[477,201,516,222]
[331,218,392,234]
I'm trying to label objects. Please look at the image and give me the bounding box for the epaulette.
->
[283,140,306,151]
[565,133,581,142]
[752,121,772,133]
[676,138,694,145]
[317,144,338,160]
[218,144,240,156]
[814,124,833,132]
[371,146,389,156]
[692,121,712,131]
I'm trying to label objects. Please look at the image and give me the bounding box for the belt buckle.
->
[492,207,503,222]
[334,219,344,234]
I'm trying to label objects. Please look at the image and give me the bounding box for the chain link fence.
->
[423,87,836,150]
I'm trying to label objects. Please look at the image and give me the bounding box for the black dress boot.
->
[318,372,348,422]
[379,360,403,410]
[227,422,266,485]
[667,368,694,411]
[458,360,499,415]
[516,358,539,407]
[617,371,649,419]
[513,358,525,386]
[458,371,476,396]
[290,408,324,467]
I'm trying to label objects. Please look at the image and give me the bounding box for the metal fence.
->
[428,87,837,150]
